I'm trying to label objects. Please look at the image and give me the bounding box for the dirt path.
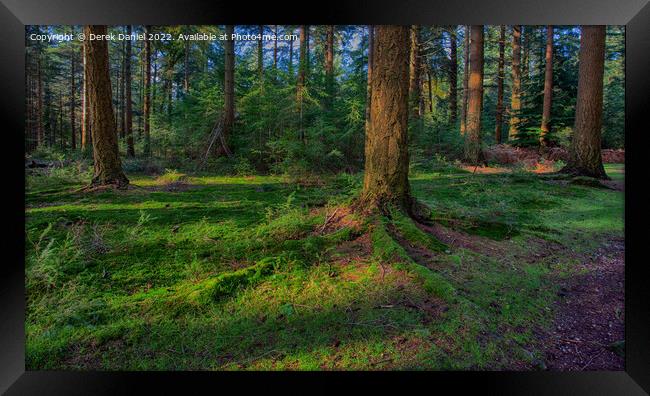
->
[541,237,625,370]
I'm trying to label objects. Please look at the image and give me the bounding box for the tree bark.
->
[360,26,413,213]
[464,25,485,165]
[540,25,554,147]
[258,25,264,84]
[460,26,469,135]
[222,25,235,153]
[125,25,135,157]
[143,25,152,157]
[325,25,335,111]
[84,25,129,187]
[297,25,308,143]
[561,25,608,179]
[509,25,522,140]
[364,25,374,136]
[70,32,76,150]
[448,27,458,125]
[408,25,421,119]
[495,25,505,143]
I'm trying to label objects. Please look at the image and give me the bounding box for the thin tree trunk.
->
[125,25,135,157]
[325,25,335,111]
[143,25,151,157]
[460,25,469,135]
[184,38,189,93]
[361,26,413,213]
[408,25,421,119]
[84,25,129,187]
[464,25,485,165]
[495,25,505,143]
[509,25,522,140]
[540,25,554,147]
[70,31,76,150]
[561,25,608,179]
[258,25,264,85]
[297,25,308,143]
[36,53,43,146]
[448,26,458,125]
[288,27,294,76]
[222,25,235,154]
[273,25,278,70]
[364,25,374,136]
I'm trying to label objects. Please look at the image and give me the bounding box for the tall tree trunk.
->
[408,25,421,119]
[184,38,190,93]
[222,25,235,153]
[325,25,335,111]
[360,26,413,213]
[460,25,469,135]
[36,53,43,147]
[364,25,374,136]
[522,26,530,83]
[119,37,125,139]
[82,40,91,151]
[540,25,554,147]
[297,25,308,143]
[509,25,522,140]
[495,25,505,143]
[143,25,152,157]
[427,66,433,113]
[273,25,278,70]
[561,25,608,179]
[70,32,76,150]
[448,27,458,125]
[84,25,129,187]
[464,25,485,165]
[258,25,264,84]
[288,27,294,76]
[125,25,135,157]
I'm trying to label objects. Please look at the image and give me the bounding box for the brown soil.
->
[540,237,625,370]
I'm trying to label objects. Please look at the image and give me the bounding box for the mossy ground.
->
[25,164,624,370]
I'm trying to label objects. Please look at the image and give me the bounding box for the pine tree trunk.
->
[448,27,458,125]
[561,25,608,179]
[464,25,485,165]
[460,26,469,135]
[360,26,413,213]
[84,25,129,187]
[495,25,505,143]
[297,25,308,143]
[143,25,152,157]
[288,27,294,76]
[273,26,278,70]
[365,25,374,137]
[408,25,421,119]
[184,38,189,93]
[36,53,43,147]
[125,25,135,157]
[222,25,235,153]
[325,25,335,111]
[70,34,76,150]
[509,25,522,140]
[82,40,91,151]
[540,25,554,147]
[258,25,264,84]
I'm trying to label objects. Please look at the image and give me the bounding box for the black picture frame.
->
[1,0,648,394]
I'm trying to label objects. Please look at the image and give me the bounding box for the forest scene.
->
[24,25,625,370]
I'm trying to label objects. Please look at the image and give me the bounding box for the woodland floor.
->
[24,163,625,370]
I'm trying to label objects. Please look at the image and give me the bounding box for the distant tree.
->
[460,25,469,135]
[365,25,374,137]
[509,25,522,140]
[540,25,554,147]
[495,25,505,143]
[69,27,77,150]
[408,25,422,119]
[125,25,135,157]
[360,26,413,213]
[448,27,458,125]
[222,25,235,153]
[325,25,335,111]
[143,25,152,157]
[84,25,129,187]
[561,25,608,179]
[464,25,485,165]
